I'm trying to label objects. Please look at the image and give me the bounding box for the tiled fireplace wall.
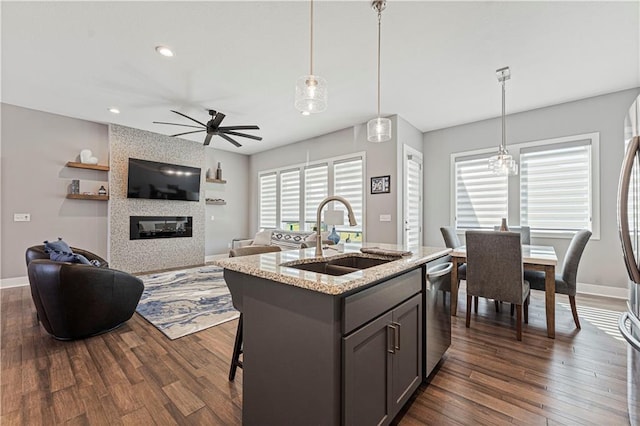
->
[109,125,205,273]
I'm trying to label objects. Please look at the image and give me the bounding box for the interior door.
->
[404,146,423,247]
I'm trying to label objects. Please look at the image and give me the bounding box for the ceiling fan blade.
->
[210,112,226,129]
[220,130,263,141]
[218,125,259,131]
[170,110,207,127]
[153,121,204,130]
[217,133,242,148]
[204,133,213,146]
[170,130,206,137]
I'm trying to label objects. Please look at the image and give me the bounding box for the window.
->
[280,169,300,230]
[520,141,592,233]
[258,154,365,237]
[454,155,508,229]
[304,164,328,230]
[451,133,599,238]
[334,158,364,239]
[259,173,276,228]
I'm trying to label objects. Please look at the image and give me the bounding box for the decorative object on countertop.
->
[98,185,107,196]
[488,66,518,175]
[206,168,212,179]
[136,265,238,340]
[345,234,352,243]
[295,0,327,115]
[371,175,391,194]
[79,149,98,164]
[360,246,411,257]
[70,179,80,194]
[367,0,391,142]
[216,162,223,180]
[324,209,344,244]
[499,217,509,231]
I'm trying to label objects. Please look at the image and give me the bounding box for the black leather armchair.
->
[25,245,144,340]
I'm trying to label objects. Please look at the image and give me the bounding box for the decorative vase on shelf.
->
[215,162,223,180]
[499,218,509,231]
[98,185,107,196]
[328,226,340,244]
[206,168,212,179]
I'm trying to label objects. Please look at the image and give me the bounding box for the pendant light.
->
[488,66,518,175]
[295,0,327,115]
[367,0,392,142]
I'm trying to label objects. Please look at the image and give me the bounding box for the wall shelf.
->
[66,161,109,171]
[66,194,109,201]
[206,200,226,205]
[206,178,227,184]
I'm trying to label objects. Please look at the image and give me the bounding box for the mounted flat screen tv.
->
[127,158,201,201]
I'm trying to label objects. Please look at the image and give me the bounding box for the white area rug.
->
[136,265,239,340]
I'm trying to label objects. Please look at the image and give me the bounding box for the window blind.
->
[405,157,421,247]
[280,169,300,229]
[333,158,363,232]
[520,142,591,232]
[455,156,508,229]
[259,173,277,228]
[304,165,328,229]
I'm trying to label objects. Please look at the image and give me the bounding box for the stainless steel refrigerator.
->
[617,93,640,426]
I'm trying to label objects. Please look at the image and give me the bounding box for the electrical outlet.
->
[14,213,30,222]
[227,243,232,248]
[379,214,391,222]
[210,215,215,221]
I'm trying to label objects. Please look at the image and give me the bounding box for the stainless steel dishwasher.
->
[424,256,452,378]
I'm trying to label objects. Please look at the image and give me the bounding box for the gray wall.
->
[1,104,109,279]
[109,125,205,273]
[424,88,640,291]
[248,116,418,244]
[204,149,250,255]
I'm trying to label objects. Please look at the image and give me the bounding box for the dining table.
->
[450,244,558,339]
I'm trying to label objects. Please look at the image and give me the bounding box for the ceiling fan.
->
[153,109,262,147]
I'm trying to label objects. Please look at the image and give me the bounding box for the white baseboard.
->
[1,276,29,289]
[577,282,627,299]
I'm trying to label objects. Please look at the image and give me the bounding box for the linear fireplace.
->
[130,216,193,240]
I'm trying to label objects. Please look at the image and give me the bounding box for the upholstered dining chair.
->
[465,231,530,341]
[227,245,282,381]
[524,229,591,329]
[493,225,531,245]
[440,226,467,282]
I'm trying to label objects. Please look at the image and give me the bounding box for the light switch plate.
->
[379,214,391,222]
[14,213,31,222]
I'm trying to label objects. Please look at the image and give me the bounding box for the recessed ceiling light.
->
[155,45,174,57]
[108,107,120,114]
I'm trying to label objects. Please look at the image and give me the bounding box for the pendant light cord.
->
[501,80,506,151]
[376,9,382,117]
[310,0,314,75]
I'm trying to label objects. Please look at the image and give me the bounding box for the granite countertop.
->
[213,243,451,295]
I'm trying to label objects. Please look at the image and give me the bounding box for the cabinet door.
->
[391,294,423,413]
[343,311,393,426]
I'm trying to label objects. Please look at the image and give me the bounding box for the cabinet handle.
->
[392,321,401,351]
[386,324,397,353]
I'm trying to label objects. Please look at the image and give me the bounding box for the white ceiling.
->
[2,1,639,155]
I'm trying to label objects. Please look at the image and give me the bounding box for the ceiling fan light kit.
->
[488,66,518,176]
[295,0,327,115]
[367,0,392,143]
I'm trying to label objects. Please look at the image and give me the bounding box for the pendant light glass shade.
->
[489,66,518,175]
[295,0,327,115]
[295,75,327,115]
[367,0,391,143]
[367,117,392,142]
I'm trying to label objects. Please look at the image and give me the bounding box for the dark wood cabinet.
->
[343,293,422,425]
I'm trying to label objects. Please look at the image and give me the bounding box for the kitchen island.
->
[214,243,452,425]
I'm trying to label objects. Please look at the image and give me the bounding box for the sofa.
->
[234,229,331,250]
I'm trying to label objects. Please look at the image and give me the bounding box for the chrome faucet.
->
[315,196,357,256]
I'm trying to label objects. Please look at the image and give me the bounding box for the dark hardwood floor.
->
[1,283,631,425]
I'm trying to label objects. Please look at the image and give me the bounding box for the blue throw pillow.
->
[44,237,72,254]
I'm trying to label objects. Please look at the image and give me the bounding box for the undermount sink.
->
[282,254,398,276]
